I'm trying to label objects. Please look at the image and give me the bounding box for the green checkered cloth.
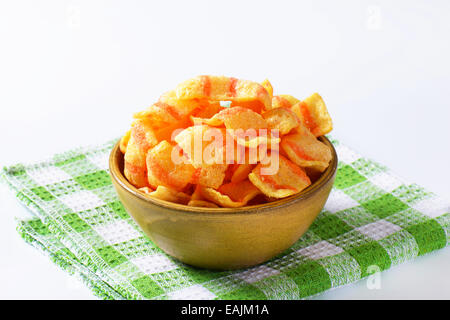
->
[2,137,449,299]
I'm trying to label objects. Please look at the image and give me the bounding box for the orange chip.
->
[148,185,191,205]
[231,141,277,166]
[218,180,261,203]
[193,107,280,149]
[133,103,180,129]
[234,131,280,149]
[187,200,219,208]
[198,187,242,208]
[199,180,261,208]
[134,104,193,146]
[281,126,332,172]
[121,76,334,208]
[226,163,255,183]
[133,92,203,142]
[146,140,196,191]
[158,90,202,117]
[124,155,148,188]
[120,130,131,154]
[190,115,224,128]
[248,154,311,198]
[291,93,332,137]
[135,91,198,123]
[262,107,300,136]
[123,119,163,188]
[214,107,267,131]
[174,125,228,188]
[261,79,273,99]
[190,101,224,119]
[129,119,159,152]
[196,165,227,189]
[175,75,272,111]
[272,95,300,109]
[123,122,157,188]
[193,107,267,131]
[159,90,226,122]
[174,125,227,166]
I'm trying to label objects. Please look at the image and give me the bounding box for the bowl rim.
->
[109,136,338,215]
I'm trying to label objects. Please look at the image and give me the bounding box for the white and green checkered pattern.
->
[2,137,449,299]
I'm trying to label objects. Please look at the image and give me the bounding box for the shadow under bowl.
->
[109,136,337,270]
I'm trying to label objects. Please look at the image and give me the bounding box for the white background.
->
[0,0,449,299]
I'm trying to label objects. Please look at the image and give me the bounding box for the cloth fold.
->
[2,137,449,299]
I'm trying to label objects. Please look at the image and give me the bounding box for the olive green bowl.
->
[109,136,337,270]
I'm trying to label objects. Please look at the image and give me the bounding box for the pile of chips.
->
[120,76,333,208]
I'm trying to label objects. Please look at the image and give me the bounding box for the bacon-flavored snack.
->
[120,76,334,208]
[146,141,196,191]
[248,155,311,198]
[146,185,191,205]
[281,124,332,172]
[175,75,272,112]
[199,180,261,208]
[226,163,255,183]
[262,107,300,135]
[173,125,228,189]
[124,119,160,188]
[291,93,332,137]
[261,79,273,98]
[191,107,280,149]
[120,129,131,154]
[272,95,300,109]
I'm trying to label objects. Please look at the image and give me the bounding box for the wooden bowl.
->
[109,136,337,270]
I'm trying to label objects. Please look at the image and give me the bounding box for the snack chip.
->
[175,75,272,112]
[174,125,226,165]
[261,79,273,98]
[193,107,267,131]
[123,119,165,189]
[124,150,148,188]
[248,154,311,198]
[148,186,191,205]
[291,93,333,137]
[217,180,261,204]
[192,107,281,149]
[120,76,333,208]
[173,125,227,188]
[262,107,300,135]
[133,103,180,129]
[146,141,196,191]
[130,119,159,152]
[194,164,227,189]
[272,95,300,109]
[226,163,255,183]
[124,120,159,188]
[120,129,131,154]
[281,124,332,172]
[199,180,261,207]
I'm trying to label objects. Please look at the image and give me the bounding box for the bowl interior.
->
[109,136,337,214]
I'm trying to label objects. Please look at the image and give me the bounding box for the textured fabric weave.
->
[2,137,449,299]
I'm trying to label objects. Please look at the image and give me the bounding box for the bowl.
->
[109,136,337,270]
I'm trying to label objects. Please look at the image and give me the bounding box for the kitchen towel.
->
[2,137,449,299]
